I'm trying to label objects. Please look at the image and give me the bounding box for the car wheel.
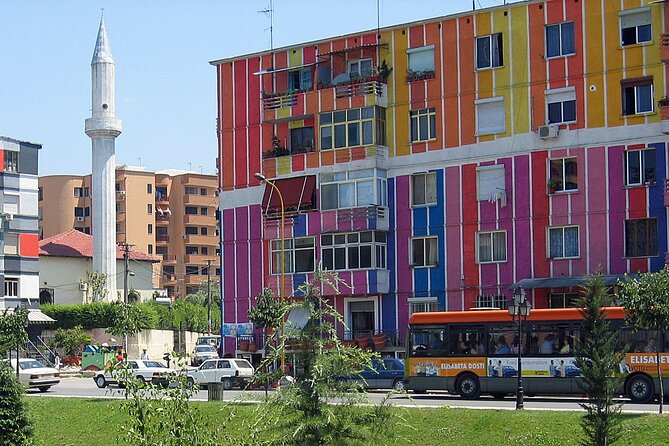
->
[392,379,405,391]
[627,374,654,404]
[187,377,195,388]
[95,375,107,389]
[456,373,480,400]
[38,386,50,393]
[222,378,233,390]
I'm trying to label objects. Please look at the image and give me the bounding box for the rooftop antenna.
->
[259,0,274,52]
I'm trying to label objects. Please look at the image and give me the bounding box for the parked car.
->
[343,358,405,390]
[191,344,219,366]
[2,358,60,392]
[187,358,254,390]
[196,335,221,347]
[93,359,176,388]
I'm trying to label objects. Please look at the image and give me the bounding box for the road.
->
[28,377,662,413]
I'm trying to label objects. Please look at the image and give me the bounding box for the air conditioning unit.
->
[538,124,559,139]
[79,282,88,291]
[76,216,84,222]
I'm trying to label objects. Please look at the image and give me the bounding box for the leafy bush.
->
[0,365,34,446]
[53,325,92,356]
[41,302,118,329]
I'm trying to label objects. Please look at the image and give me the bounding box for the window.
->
[408,297,439,315]
[185,226,198,235]
[476,33,503,69]
[407,45,435,74]
[320,169,387,210]
[411,172,437,207]
[84,207,90,217]
[84,187,90,197]
[84,227,90,235]
[545,22,575,58]
[410,108,436,142]
[288,68,312,90]
[4,278,18,297]
[548,158,578,192]
[475,97,505,135]
[38,187,43,201]
[474,294,507,309]
[622,77,653,115]
[412,236,438,267]
[185,206,198,215]
[348,58,372,78]
[4,150,19,172]
[156,186,168,201]
[75,227,84,233]
[321,231,387,271]
[200,208,208,216]
[147,184,153,194]
[546,88,576,124]
[74,187,83,197]
[200,188,207,196]
[270,236,315,274]
[186,266,199,275]
[155,246,167,255]
[548,293,578,308]
[3,233,18,255]
[185,186,197,195]
[200,227,208,236]
[148,245,153,255]
[477,231,506,263]
[625,218,658,257]
[186,246,198,255]
[3,195,18,215]
[620,8,651,46]
[320,106,385,150]
[200,247,208,255]
[74,207,84,217]
[476,165,505,201]
[548,226,580,259]
[290,126,315,153]
[625,148,656,186]
[147,224,153,234]
[147,204,153,214]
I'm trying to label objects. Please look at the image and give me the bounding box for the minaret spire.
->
[85,15,122,302]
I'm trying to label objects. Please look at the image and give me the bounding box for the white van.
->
[186,358,254,390]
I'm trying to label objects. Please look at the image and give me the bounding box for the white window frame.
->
[410,108,436,142]
[476,230,507,263]
[475,96,506,135]
[408,296,439,315]
[619,8,652,46]
[411,236,439,268]
[474,294,507,309]
[4,277,18,298]
[475,33,503,70]
[321,231,387,272]
[320,169,387,211]
[343,296,379,338]
[348,58,373,78]
[411,172,438,207]
[548,292,578,308]
[288,68,313,91]
[545,87,577,124]
[407,45,435,73]
[3,193,19,215]
[625,148,656,186]
[3,233,19,255]
[622,81,654,115]
[270,236,315,275]
[319,106,385,150]
[548,157,578,192]
[545,22,575,58]
[476,165,506,201]
[4,150,19,173]
[548,225,580,259]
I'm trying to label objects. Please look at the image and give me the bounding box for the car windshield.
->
[19,360,46,370]
[143,361,166,368]
[196,346,216,353]
[234,360,253,369]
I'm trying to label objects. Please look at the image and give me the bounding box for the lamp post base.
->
[515,383,524,410]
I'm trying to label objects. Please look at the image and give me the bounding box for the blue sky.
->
[1,0,518,176]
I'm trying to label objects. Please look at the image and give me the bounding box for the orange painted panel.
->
[442,19,460,148]
[306,152,320,169]
[529,3,547,129]
[19,233,39,257]
[321,150,334,167]
[459,16,476,146]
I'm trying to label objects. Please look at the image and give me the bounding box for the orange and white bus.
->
[404,307,668,403]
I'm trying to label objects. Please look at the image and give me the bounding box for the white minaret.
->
[85,16,122,302]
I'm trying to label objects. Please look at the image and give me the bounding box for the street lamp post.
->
[508,287,531,410]
[254,173,286,376]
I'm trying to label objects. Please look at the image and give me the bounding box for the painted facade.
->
[213,0,669,353]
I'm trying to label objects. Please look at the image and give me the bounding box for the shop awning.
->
[261,175,317,214]
[510,274,633,290]
[27,309,56,325]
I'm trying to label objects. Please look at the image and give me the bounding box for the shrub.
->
[0,366,34,446]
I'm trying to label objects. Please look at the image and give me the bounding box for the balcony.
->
[115,190,126,201]
[162,273,177,285]
[184,234,218,245]
[162,254,177,263]
[185,254,220,265]
[184,214,216,226]
[333,79,388,107]
[321,205,390,233]
[155,193,169,205]
[662,33,669,64]
[156,234,170,243]
[184,275,203,285]
[184,194,216,206]
[156,213,170,225]
[262,91,298,111]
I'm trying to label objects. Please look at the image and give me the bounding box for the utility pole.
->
[119,242,133,354]
[206,258,213,334]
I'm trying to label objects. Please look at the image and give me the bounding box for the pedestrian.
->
[141,348,150,360]
[54,352,61,370]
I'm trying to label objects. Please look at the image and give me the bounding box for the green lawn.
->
[27,397,669,446]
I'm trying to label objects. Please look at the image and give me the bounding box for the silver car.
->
[93,359,175,388]
[3,358,60,392]
[191,345,218,366]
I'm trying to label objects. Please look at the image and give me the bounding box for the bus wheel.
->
[627,375,654,404]
[456,374,480,399]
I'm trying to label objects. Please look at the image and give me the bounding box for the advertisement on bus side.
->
[408,357,487,377]
[407,357,581,378]
[622,353,669,375]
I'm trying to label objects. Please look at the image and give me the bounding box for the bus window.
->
[410,328,446,357]
[488,325,516,355]
[448,325,485,355]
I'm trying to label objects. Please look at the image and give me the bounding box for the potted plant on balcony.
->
[547,177,562,194]
[659,97,669,120]
[264,136,290,159]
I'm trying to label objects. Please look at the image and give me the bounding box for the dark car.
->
[347,358,405,390]
[492,365,518,378]
[555,365,581,377]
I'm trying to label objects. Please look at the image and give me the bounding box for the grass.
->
[27,397,669,446]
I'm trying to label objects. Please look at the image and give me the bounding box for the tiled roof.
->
[39,229,159,262]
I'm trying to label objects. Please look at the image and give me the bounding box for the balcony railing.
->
[262,91,298,110]
[156,234,170,242]
[163,254,177,262]
[334,79,385,99]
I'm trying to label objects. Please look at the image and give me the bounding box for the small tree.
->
[82,270,108,302]
[53,325,92,357]
[575,274,623,446]
[0,307,29,359]
[0,365,34,446]
[618,266,669,414]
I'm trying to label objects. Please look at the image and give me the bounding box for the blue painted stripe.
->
[648,142,667,272]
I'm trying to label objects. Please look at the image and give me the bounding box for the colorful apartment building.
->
[212,0,669,353]
[39,168,219,298]
[0,136,41,311]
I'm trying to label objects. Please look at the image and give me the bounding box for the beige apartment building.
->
[39,166,220,298]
